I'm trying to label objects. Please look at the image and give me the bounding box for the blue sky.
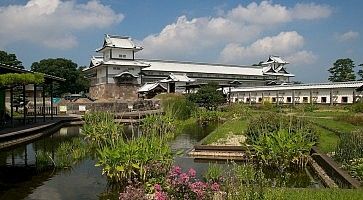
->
[0,0,362,82]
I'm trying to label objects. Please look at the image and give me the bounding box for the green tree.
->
[358,63,363,80]
[328,58,356,82]
[31,58,89,96]
[0,50,23,69]
[187,82,225,110]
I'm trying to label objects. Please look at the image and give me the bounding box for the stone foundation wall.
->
[89,83,138,101]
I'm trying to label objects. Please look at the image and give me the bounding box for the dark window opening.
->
[287,97,292,103]
[321,97,327,103]
[272,97,276,102]
[342,96,348,103]
[303,97,309,103]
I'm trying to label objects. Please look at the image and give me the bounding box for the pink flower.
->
[210,182,220,191]
[155,191,168,200]
[187,168,196,178]
[154,184,162,192]
[179,173,189,183]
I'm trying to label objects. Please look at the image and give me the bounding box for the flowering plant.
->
[154,166,221,200]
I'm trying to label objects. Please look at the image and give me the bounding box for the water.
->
[0,123,320,199]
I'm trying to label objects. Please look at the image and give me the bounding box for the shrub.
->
[342,158,363,181]
[223,103,251,120]
[154,166,220,200]
[335,114,363,126]
[193,108,221,123]
[350,102,363,113]
[187,82,225,110]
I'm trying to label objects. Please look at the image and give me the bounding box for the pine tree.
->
[328,58,356,82]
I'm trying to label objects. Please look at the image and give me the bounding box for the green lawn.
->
[313,118,359,133]
[266,188,363,200]
[315,125,339,153]
[201,119,247,145]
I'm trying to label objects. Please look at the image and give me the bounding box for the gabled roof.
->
[83,56,150,71]
[160,73,195,83]
[114,71,139,78]
[96,34,143,52]
[138,82,167,93]
[262,56,289,65]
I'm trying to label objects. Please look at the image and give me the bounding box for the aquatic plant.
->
[252,129,315,170]
[83,112,124,149]
[245,112,317,143]
[193,108,221,123]
[96,131,173,184]
[204,163,224,183]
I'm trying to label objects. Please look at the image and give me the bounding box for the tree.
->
[328,58,356,82]
[187,82,225,110]
[358,64,363,81]
[31,58,89,96]
[0,50,23,69]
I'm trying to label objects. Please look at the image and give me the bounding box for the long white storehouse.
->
[83,34,294,100]
[229,81,363,104]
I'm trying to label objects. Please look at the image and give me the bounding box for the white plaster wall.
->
[104,50,111,61]
[231,88,357,104]
[111,49,133,59]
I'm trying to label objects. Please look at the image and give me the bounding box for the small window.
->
[342,96,348,103]
[123,55,126,58]
[113,67,117,70]
[258,97,263,102]
[303,97,309,103]
[321,97,327,103]
[287,97,292,103]
[272,97,276,102]
[117,67,121,70]
[128,67,134,71]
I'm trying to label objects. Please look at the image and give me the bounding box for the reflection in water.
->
[0,122,320,199]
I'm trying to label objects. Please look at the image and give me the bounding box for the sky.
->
[0,0,362,82]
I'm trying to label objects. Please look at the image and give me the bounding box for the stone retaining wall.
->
[89,83,139,101]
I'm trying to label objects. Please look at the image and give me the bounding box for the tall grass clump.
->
[157,93,196,120]
[82,112,124,149]
[335,129,363,162]
[83,112,174,184]
[245,112,317,143]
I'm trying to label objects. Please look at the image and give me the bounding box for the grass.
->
[201,119,247,145]
[314,125,339,153]
[266,188,363,200]
[313,118,359,134]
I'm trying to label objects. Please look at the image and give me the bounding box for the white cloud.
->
[291,3,332,20]
[0,0,124,49]
[219,31,306,64]
[286,51,317,64]
[336,31,359,42]
[139,1,331,61]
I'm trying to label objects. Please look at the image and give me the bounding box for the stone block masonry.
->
[89,84,138,101]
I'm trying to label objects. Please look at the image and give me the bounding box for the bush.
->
[187,82,225,110]
[335,114,363,126]
[350,102,363,113]
[193,108,221,123]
